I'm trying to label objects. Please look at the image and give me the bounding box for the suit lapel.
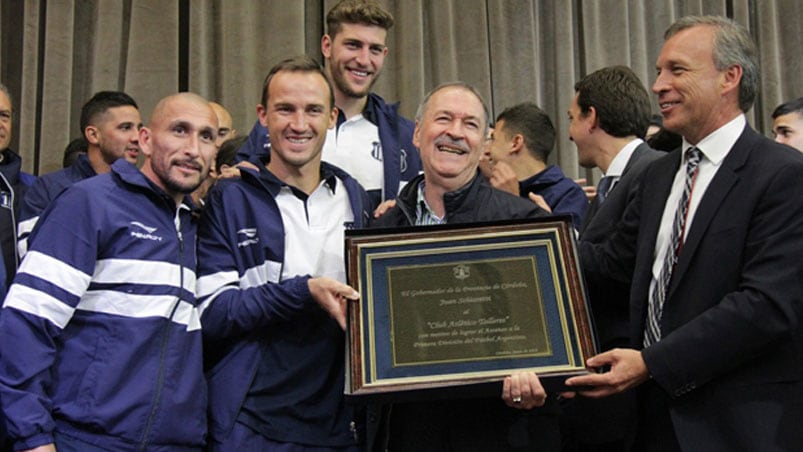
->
[666,127,755,299]
[621,143,649,175]
[639,151,681,257]
[581,196,601,232]
[581,143,653,233]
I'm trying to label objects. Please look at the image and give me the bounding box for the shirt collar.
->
[606,138,643,177]
[415,180,445,225]
[519,165,562,188]
[682,114,745,166]
[271,166,339,201]
[336,95,379,128]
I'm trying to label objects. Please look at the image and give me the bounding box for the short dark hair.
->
[772,97,803,119]
[574,66,651,139]
[495,102,555,162]
[63,136,88,168]
[260,56,334,110]
[665,16,759,112]
[216,135,246,170]
[79,91,138,134]
[647,128,682,152]
[326,0,394,37]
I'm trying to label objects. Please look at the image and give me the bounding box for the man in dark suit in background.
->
[566,15,803,452]
[563,65,662,451]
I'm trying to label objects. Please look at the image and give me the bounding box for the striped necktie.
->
[644,147,702,347]
[596,176,614,204]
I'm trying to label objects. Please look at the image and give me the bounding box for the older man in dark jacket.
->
[0,82,35,290]
[371,82,562,452]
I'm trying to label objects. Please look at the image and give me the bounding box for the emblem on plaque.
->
[453,264,470,280]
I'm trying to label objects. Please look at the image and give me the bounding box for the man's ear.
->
[138,127,152,158]
[721,64,743,98]
[321,34,333,59]
[256,103,267,128]
[586,106,599,132]
[412,121,421,149]
[85,126,100,145]
[328,106,338,130]
[509,134,525,155]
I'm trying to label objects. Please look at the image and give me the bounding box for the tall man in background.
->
[238,0,421,208]
[568,16,803,451]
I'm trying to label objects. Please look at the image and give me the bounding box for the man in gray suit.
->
[563,65,662,451]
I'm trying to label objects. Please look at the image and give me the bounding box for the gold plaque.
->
[345,218,596,399]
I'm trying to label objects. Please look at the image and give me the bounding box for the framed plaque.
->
[344,217,597,400]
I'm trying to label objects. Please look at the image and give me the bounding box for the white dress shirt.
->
[649,114,746,299]
[604,138,644,192]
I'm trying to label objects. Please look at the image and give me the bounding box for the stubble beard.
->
[330,59,378,100]
[159,160,209,197]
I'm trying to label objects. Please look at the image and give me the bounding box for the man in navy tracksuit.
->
[0,93,218,451]
[482,102,588,230]
[0,82,36,290]
[17,91,142,257]
[236,0,421,209]
[197,56,369,451]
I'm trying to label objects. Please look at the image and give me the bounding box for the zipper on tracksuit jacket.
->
[138,205,187,451]
[0,171,18,266]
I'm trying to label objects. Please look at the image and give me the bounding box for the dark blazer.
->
[581,126,803,451]
[566,143,662,447]
[580,142,663,349]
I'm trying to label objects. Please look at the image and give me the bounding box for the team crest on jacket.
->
[129,221,163,241]
[371,141,383,162]
[400,149,408,173]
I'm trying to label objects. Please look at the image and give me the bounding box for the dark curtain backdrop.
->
[1,0,801,180]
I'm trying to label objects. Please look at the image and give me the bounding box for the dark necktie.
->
[644,147,702,347]
[596,176,614,204]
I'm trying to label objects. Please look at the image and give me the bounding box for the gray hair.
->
[0,82,11,106]
[415,82,490,135]
[665,15,759,112]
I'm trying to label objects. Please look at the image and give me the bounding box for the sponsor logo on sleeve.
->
[129,221,163,241]
[237,228,260,248]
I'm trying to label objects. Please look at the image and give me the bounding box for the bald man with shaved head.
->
[0,92,218,451]
[191,100,235,206]
[209,101,236,147]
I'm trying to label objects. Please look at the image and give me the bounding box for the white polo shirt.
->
[275,174,354,283]
[322,113,384,195]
